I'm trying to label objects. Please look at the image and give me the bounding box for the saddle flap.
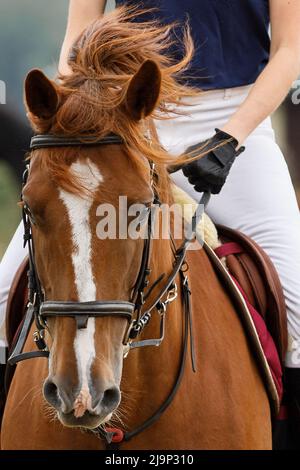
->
[216,225,288,365]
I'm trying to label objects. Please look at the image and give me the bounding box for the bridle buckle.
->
[164,283,178,305]
[33,329,47,351]
[123,342,131,358]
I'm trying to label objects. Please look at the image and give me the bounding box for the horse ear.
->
[125,60,161,121]
[25,69,59,119]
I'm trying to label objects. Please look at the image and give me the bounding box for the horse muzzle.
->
[43,375,121,429]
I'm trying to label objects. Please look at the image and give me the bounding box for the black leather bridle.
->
[8,132,210,446]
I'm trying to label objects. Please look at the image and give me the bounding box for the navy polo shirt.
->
[115,0,270,90]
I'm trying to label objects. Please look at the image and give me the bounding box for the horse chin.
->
[57,410,113,429]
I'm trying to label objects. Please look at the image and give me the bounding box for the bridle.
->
[8,132,210,446]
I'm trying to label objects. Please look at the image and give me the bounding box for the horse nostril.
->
[101,386,121,410]
[43,379,61,409]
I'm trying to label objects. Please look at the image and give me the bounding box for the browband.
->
[30,133,123,150]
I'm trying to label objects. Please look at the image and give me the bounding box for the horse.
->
[1,7,272,450]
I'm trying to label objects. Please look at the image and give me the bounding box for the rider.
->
[1,0,300,447]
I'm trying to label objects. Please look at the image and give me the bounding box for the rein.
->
[8,132,210,446]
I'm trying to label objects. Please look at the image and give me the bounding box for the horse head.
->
[23,64,162,428]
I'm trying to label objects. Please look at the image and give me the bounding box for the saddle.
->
[215,225,288,365]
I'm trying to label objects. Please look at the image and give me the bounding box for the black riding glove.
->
[182,128,245,194]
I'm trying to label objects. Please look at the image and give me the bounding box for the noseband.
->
[8,131,210,446]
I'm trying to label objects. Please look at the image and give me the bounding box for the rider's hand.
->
[182,128,245,194]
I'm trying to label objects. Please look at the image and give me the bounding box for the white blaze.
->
[59,159,103,416]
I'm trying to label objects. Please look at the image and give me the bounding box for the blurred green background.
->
[0,0,299,259]
[0,0,69,256]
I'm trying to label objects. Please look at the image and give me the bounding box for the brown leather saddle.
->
[215,224,288,365]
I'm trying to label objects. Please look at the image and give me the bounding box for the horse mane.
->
[31,5,201,197]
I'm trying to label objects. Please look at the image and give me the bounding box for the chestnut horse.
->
[1,7,271,449]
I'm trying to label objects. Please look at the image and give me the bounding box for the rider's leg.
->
[155,84,300,368]
[0,221,27,355]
